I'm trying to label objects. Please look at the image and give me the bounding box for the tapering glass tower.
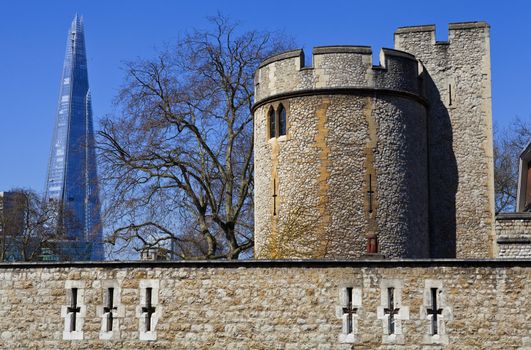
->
[45,15,103,260]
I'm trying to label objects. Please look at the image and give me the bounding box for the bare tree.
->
[494,117,531,213]
[98,15,293,259]
[0,189,63,261]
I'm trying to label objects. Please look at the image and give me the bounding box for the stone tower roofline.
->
[394,21,490,44]
[258,46,417,70]
[254,46,424,110]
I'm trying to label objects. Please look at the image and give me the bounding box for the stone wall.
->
[394,22,495,258]
[496,213,531,258]
[253,47,429,259]
[0,261,529,349]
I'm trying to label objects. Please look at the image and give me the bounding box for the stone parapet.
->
[254,46,422,104]
[0,261,528,349]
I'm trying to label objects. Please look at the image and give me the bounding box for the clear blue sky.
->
[0,0,529,192]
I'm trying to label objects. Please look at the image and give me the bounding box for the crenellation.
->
[255,46,423,107]
[395,22,489,47]
[254,44,429,259]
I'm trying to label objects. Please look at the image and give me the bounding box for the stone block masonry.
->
[496,213,531,258]
[0,260,529,349]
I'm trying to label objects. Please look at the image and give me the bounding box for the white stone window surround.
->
[420,279,453,345]
[336,285,362,344]
[376,279,410,344]
[61,280,86,340]
[97,280,125,340]
[136,279,163,341]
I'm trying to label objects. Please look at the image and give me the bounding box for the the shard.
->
[45,15,103,260]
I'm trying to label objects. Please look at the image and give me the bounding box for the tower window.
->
[267,104,288,140]
[269,107,276,139]
[278,104,286,136]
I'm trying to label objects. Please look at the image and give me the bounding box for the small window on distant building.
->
[278,104,286,136]
[268,107,276,139]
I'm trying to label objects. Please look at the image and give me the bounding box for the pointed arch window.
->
[268,107,276,139]
[267,104,288,140]
[278,104,286,136]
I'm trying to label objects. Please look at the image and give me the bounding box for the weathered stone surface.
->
[0,261,528,349]
[254,47,429,259]
[496,214,531,258]
[395,22,495,258]
[254,22,497,260]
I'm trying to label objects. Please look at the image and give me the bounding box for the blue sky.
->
[0,0,530,191]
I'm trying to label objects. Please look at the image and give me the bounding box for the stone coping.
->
[258,49,303,68]
[448,21,490,30]
[395,22,489,35]
[312,45,372,55]
[395,24,435,34]
[0,259,529,269]
[496,212,531,220]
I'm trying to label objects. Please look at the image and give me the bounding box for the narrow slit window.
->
[342,287,357,335]
[427,288,443,335]
[67,288,81,332]
[384,287,399,335]
[103,287,116,332]
[268,107,276,139]
[278,104,286,136]
[448,84,452,106]
[142,287,156,332]
[272,178,278,216]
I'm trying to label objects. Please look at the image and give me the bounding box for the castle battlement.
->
[394,21,490,48]
[254,45,422,106]
[253,21,499,261]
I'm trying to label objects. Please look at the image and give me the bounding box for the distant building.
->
[517,141,531,212]
[140,247,170,261]
[44,15,103,261]
[0,191,26,260]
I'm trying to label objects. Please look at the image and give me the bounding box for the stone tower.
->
[253,47,429,259]
[253,22,494,259]
[394,22,494,258]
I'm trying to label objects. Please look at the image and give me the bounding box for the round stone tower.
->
[253,46,429,259]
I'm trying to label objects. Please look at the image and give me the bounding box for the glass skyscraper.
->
[45,15,103,260]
